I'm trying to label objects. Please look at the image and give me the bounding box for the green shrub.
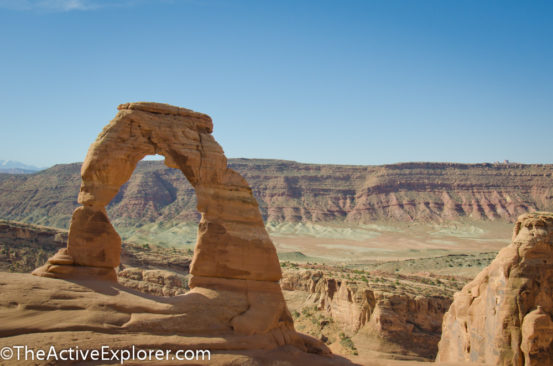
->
[339,333,358,355]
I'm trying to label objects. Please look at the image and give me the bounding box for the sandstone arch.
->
[34,102,281,284]
[32,102,295,335]
[22,102,336,359]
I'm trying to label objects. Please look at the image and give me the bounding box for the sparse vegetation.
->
[0,221,194,275]
[339,332,358,355]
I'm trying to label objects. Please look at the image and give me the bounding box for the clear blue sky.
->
[1,0,552,167]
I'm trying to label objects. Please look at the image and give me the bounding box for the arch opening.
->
[108,154,199,250]
[33,102,281,284]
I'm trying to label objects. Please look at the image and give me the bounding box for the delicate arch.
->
[34,102,281,283]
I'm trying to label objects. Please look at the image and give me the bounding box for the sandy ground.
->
[270,221,511,264]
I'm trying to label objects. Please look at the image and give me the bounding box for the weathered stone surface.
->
[282,270,451,359]
[437,212,553,365]
[118,267,188,296]
[34,102,280,282]
[521,306,553,366]
[26,103,331,360]
[67,206,122,267]
[0,273,351,365]
[33,260,118,281]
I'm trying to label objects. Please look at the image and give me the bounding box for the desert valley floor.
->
[0,218,516,365]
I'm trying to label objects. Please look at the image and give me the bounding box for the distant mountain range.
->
[0,160,44,174]
[0,159,552,232]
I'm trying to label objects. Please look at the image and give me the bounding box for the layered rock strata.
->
[2,160,553,231]
[282,270,451,358]
[24,103,331,360]
[118,267,188,296]
[437,212,553,365]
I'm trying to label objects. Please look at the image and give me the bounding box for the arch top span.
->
[117,102,213,131]
[33,102,282,284]
[79,102,223,207]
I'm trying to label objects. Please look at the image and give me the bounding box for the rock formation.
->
[0,219,192,275]
[0,273,347,365]
[437,212,553,365]
[13,102,339,363]
[118,267,188,296]
[33,102,280,285]
[521,306,553,366]
[0,220,67,272]
[2,159,553,232]
[281,270,451,359]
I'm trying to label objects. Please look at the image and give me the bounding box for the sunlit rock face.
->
[437,212,553,365]
[282,269,451,359]
[34,102,280,283]
[28,102,329,351]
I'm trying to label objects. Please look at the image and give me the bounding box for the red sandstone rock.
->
[67,206,122,268]
[33,102,281,282]
[521,306,553,366]
[0,273,347,365]
[437,212,553,365]
[282,270,451,359]
[28,102,330,359]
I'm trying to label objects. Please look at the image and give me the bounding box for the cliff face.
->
[437,212,553,365]
[1,160,552,230]
[281,270,451,359]
[0,220,67,272]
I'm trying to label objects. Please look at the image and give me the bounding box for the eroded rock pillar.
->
[437,212,553,364]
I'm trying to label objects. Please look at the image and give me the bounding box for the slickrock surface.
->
[3,102,339,364]
[0,273,352,365]
[437,212,553,365]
